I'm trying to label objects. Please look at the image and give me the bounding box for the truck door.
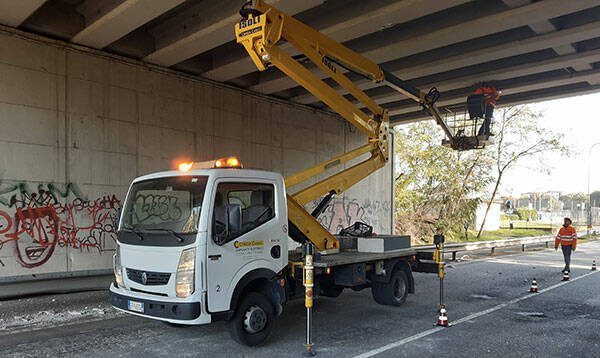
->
[206,180,282,313]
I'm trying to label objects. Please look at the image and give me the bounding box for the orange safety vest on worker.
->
[555,225,577,249]
[475,86,500,107]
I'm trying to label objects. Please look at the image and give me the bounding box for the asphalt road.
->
[1,241,599,358]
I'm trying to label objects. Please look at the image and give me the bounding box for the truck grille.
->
[126,268,171,286]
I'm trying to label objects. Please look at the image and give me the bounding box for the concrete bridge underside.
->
[0,0,598,278]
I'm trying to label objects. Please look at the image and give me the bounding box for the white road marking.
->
[352,270,599,358]
[487,259,591,270]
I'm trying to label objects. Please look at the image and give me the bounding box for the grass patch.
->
[499,221,553,229]
[446,228,552,243]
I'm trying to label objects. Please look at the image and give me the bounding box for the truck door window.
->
[212,183,275,244]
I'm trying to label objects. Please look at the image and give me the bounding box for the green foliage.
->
[476,106,570,237]
[500,213,519,221]
[514,207,538,221]
[394,121,493,242]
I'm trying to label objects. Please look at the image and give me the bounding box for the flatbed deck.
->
[288,247,420,268]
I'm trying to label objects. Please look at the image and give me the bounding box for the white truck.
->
[110,0,475,346]
[109,158,434,346]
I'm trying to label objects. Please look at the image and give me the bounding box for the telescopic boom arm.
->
[235,0,456,252]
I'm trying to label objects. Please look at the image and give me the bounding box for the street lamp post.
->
[587,142,600,236]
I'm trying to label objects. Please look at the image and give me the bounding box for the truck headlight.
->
[176,248,195,298]
[113,245,123,287]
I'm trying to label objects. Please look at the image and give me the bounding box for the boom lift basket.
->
[441,96,493,151]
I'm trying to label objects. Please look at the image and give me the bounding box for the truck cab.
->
[109,158,289,345]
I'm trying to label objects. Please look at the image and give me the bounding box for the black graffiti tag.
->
[134,194,183,224]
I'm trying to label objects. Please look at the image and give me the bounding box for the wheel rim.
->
[393,277,406,301]
[243,305,267,334]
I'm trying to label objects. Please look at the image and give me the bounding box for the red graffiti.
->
[0,195,121,268]
[0,210,11,235]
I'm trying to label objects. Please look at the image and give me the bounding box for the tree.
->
[477,106,569,238]
[515,207,538,221]
[394,121,492,242]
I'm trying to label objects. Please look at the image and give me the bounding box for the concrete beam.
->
[144,0,324,68]
[387,69,600,116]
[250,0,599,95]
[71,0,185,49]
[0,0,46,27]
[76,0,122,26]
[503,0,592,71]
[371,48,600,105]
[390,83,600,124]
[293,21,600,105]
[201,0,468,82]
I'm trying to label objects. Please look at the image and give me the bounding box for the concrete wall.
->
[0,30,392,279]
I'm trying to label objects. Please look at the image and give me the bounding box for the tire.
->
[371,269,408,306]
[228,292,274,346]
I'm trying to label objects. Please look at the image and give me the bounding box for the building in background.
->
[517,191,563,212]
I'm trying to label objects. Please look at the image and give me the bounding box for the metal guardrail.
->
[414,235,557,261]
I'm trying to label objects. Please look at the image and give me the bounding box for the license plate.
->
[127,300,144,313]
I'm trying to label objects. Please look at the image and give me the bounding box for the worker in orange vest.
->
[475,85,500,136]
[555,217,577,273]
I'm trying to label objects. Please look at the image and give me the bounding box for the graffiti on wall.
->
[313,198,391,235]
[0,181,120,269]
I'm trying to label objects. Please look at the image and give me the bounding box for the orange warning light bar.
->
[177,157,242,172]
[214,156,242,169]
[178,162,193,172]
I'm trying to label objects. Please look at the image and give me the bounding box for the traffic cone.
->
[592,260,597,271]
[562,271,570,281]
[436,305,449,327]
[529,278,538,293]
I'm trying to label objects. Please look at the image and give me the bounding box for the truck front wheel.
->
[228,292,274,346]
[371,269,408,306]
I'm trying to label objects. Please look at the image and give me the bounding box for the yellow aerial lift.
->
[235,0,479,254]
[109,2,471,349]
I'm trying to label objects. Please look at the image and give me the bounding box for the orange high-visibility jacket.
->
[475,86,499,107]
[555,225,577,249]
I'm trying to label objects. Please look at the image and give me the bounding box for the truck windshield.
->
[121,176,208,235]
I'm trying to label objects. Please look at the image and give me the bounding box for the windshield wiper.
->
[142,228,187,243]
[121,227,145,241]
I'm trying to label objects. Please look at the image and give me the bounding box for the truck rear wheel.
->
[228,292,274,346]
[371,269,408,306]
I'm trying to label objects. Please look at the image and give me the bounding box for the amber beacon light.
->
[214,157,242,169]
[178,162,194,172]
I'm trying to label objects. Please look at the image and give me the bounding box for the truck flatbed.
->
[315,248,418,268]
[288,235,423,268]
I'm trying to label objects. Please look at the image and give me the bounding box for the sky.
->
[497,92,600,197]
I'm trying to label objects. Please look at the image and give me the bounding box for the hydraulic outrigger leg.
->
[302,243,315,356]
[433,234,449,327]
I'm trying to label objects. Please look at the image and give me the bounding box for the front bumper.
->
[109,283,211,324]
